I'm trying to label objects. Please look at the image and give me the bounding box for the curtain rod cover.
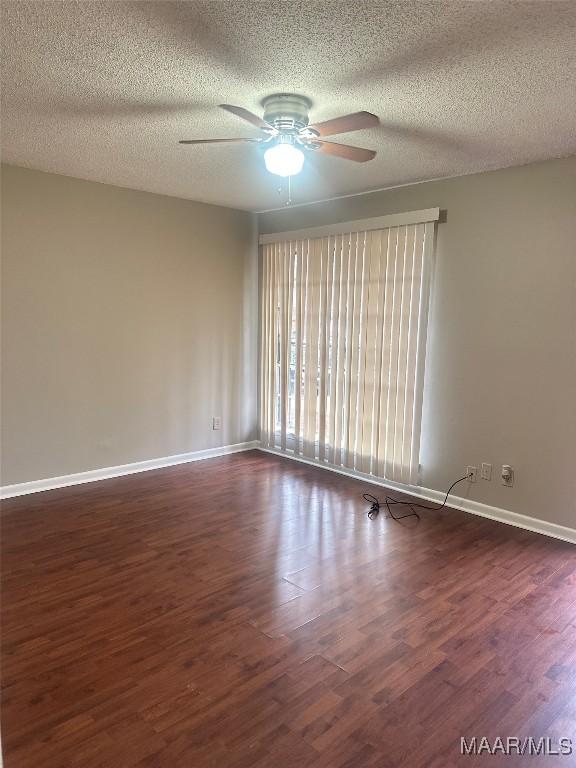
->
[259,208,440,245]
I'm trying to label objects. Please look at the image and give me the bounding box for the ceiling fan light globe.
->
[264,143,305,177]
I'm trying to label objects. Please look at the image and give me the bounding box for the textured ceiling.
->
[2,1,576,212]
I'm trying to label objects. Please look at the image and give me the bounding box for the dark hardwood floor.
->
[2,450,575,767]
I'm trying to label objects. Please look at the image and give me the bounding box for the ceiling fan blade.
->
[219,104,272,131]
[179,138,262,145]
[316,140,376,162]
[307,111,379,137]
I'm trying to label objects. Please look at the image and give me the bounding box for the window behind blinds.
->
[260,213,437,485]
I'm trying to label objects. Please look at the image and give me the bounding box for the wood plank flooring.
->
[2,450,575,767]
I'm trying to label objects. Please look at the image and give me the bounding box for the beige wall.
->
[259,157,576,529]
[1,164,258,485]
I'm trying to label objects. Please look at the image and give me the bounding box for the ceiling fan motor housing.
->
[262,94,312,132]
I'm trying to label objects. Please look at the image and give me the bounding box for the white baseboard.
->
[3,441,574,546]
[0,441,260,500]
[258,446,576,545]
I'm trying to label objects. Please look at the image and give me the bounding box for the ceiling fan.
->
[179,94,379,177]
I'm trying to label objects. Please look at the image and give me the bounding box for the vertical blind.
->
[260,211,438,485]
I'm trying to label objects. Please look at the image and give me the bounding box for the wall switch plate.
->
[481,462,492,481]
[212,416,221,431]
[466,466,478,482]
[501,465,514,486]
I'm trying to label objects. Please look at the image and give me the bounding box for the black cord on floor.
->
[363,473,472,522]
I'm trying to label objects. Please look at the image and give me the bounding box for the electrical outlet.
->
[501,465,514,486]
[466,466,477,482]
[212,416,221,431]
[481,462,492,481]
